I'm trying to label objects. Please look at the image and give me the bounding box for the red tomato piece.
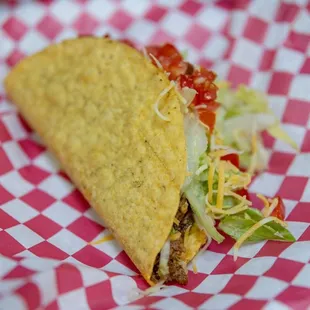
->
[235,188,250,201]
[271,196,285,220]
[198,109,216,133]
[221,153,240,168]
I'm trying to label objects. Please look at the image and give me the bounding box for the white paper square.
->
[286,222,309,240]
[14,1,46,26]
[0,31,14,57]
[0,279,25,295]
[43,201,81,227]
[280,241,310,263]
[198,6,227,31]
[102,260,137,276]
[236,257,277,276]
[287,153,310,177]
[212,61,230,80]
[193,274,233,294]
[157,0,184,7]
[6,224,44,248]
[202,35,229,60]
[250,72,272,93]
[250,172,285,197]
[50,0,80,24]
[150,286,188,297]
[248,0,278,21]
[126,20,156,45]
[231,39,262,70]
[1,199,39,223]
[246,276,288,299]
[33,151,60,173]
[293,11,310,34]
[122,0,150,16]
[92,231,122,258]
[289,74,310,101]
[151,297,192,310]
[55,28,77,43]
[0,171,34,197]
[2,114,27,140]
[58,288,89,310]
[292,264,310,288]
[274,48,304,73]
[48,229,87,255]
[81,267,109,287]
[228,241,267,259]
[283,199,298,217]
[301,179,310,202]
[265,24,290,49]
[174,40,199,64]
[229,11,247,38]
[2,141,30,169]
[32,269,58,306]
[188,251,225,274]
[111,276,140,306]
[268,95,287,120]
[0,256,18,278]
[21,257,60,272]
[19,30,49,54]
[38,175,74,199]
[0,295,27,310]
[264,300,292,310]
[200,293,242,310]
[162,11,191,37]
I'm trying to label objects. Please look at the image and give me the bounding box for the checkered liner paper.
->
[0,0,310,309]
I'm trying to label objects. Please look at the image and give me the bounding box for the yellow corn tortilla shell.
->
[5,37,206,284]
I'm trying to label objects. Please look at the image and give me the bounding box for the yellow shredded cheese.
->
[225,190,252,206]
[216,161,225,209]
[207,160,215,203]
[90,234,114,245]
[257,193,270,208]
[170,231,181,241]
[196,163,209,176]
[149,53,163,70]
[173,218,180,225]
[233,216,287,261]
[263,197,279,217]
[153,81,175,121]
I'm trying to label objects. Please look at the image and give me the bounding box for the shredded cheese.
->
[89,234,114,245]
[207,160,216,203]
[195,163,209,176]
[149,53,163,70]
[191,234,212,274]
[153,81,175,121]
[216,161,225,209]
[257,193,270,209]
[225,190,252,206]
[263,197,279,218]
[173,218,180,225]
[207,198,248,215]
[170,231,181,241]
[233,216,287,261]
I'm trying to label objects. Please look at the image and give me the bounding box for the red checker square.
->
[67,216,103,242]
[3,16,28,40]
[21,189,55,212]
[115,251,140,274]
[0,184,14,205]
[179,0,203,16]
[58,171,71,182]
[0,209,19,229]
[243,16,268,44]
[149,29,175,45]
[181,270,208,290]
[56,263,83,294]
[108,10,133,31]
[212,255,249,275]
[16,282,40,310]
[268,72,293,95]
[3,265,35,279]
[259,49,276,71]
[134,296,164,307]
[24,215,62,239]
[173,292,211,308]
[301,58,310,74]
[144,5,167,22]
[276,286,310,309]
[287,202,310,223]
[232,0,251,9]
[227,65,251,88]
[261,130,276,149]
[268,152,295,175]
[222,275,257,295]
[275,2,299,22]
[301,130,310,152]
[230,299,267,310]
[223,38,236,60]
[45,301,58,310]
[285,32,310,53]
[299,226,310,241]
[17,115,32,133]
[264,258,304,282]
[63,189,90,212]
[38,0,54,5]
[256,241,291,257]
[37,15,63,40]
[283,100,310,126]
[86,281,117,310]
[199,58,213,71]
[29,241,68,260]
[6,49,25,67]
[0,121,12,142]
[73,13,99,35]
[73,245,112,268]
[277,176,308,200]
[0,148,13,176]
[0,231,25,256]
[208,233,234,254]
[185,24,210,49]
[18,139,45,160]
[19,165,50,185]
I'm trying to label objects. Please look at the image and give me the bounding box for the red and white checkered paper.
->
[1,0,310,309]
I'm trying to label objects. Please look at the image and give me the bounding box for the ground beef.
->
[151,195,194,285]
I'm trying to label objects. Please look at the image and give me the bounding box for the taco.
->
[4,37,294,286]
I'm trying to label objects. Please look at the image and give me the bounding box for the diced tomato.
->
[235,188,250,201]
[198,109,217,133]
[221,153,240,168]
[271,196,285,220]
